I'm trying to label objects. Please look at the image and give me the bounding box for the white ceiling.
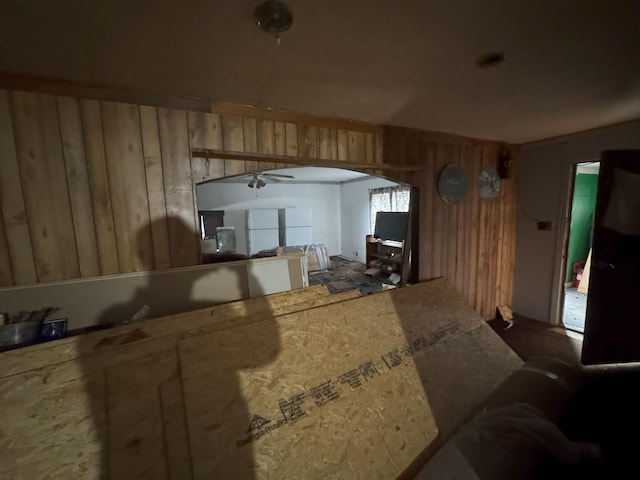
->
[1,1,639,143]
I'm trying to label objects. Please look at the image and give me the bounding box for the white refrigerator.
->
[279,207,313,246]
[246,209,280,256]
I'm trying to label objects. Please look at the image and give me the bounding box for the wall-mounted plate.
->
[438,164,467,204]
[479,165,501,201]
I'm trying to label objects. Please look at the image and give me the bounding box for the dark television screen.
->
[374,212,409,242]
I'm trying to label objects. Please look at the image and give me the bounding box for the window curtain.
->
[369,186,411,233]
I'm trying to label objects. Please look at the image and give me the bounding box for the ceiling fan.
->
[244,172,294,189]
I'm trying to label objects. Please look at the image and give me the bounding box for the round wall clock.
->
[438,164,467,204]
[479,165,501,201]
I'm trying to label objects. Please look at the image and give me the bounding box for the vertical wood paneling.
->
[274,121,287,168]
[284,122,298,158]
[0,90,518,321]
[347,131,365,163]
[454,146,466,295]
[467,145,482,310]
[243,117,259,173]
[461,146,473,300]
[0,90,37,284]
[11,92,79,282]
[430,143,445,278]
[442,144,458,286]
[157,108,199,267]
[80,99,120,275]
[298,125,318,159]
[57,97,101,278]
[221,116,245,176]
[318,127,337,160]
[365,133,375,164]
[337,130,348,161]
[0,211,12,286]
[188,111,224,182]
[418,141,435,280]
[101,101,154,273]
[140,106,172,270]
[256,119,276,170]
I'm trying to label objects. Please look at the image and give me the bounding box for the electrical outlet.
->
[537,221,553,231]
[354,251,358,257]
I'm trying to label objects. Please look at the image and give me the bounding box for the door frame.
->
[549,156,599,327]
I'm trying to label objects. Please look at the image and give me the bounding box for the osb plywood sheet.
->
[160,379,193,480]
[0,356,106,480]
[0,335,178,480]
[102,289,361,480]
[0,286,341,480]
[106,352,180,480]
[0,285,330,379]
[178,279,523,479]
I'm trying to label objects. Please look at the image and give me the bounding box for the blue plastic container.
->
[40,318,68,341]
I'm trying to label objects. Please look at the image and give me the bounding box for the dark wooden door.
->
[582,150,640,365]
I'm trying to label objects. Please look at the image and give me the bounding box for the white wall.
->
[196,182,342,256]
[340,177,400,262]
[513,119,640,324]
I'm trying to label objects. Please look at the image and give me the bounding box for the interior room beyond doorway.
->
[194,166,411,295]
[562,162,599,333]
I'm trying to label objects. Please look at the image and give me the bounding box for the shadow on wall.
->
[78,216,278,479]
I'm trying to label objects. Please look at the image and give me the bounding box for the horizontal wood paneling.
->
[0,89,516,319]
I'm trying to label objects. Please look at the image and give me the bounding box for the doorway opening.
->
[561,162,599,332]
[194,166,417,295]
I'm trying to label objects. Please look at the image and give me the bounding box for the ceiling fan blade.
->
[263,173,295,179]
[264,176,283,183]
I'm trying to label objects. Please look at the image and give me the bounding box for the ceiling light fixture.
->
[476,52,506,69]
[255,0,293,44]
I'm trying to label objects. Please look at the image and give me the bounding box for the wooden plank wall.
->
[384,128,517,319]
[0,89,516,319]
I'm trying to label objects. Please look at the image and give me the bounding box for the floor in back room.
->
[308,256,388,295]
[562,287,587,333]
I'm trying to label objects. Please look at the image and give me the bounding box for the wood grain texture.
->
[243,117,259,173]
[107,352,179,480]
[284,122,298,158]
[178,279,522,479]
[0,206,13,286]
[80,99,120,275]
[221,116,245,175]
[337,130,348,161]
[158,108,199,267]
[57,96,101,278]
[0,287,332,480]
[188,111,225,182]
[101,101,153,273]
[0,90,36,284]
[160,379,194,480]
[318,127,337,160]
[10,91,79,282]
[0,87,518,321]
[274,121,287,168]
[347,131,366,164]
[256,119,276,170]
[297,125,318,159]
[140,106,172,270]
[467,145,482,310]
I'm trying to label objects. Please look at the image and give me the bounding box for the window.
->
[369,186,411,233]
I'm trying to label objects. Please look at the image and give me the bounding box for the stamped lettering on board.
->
[235,322,471,447]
